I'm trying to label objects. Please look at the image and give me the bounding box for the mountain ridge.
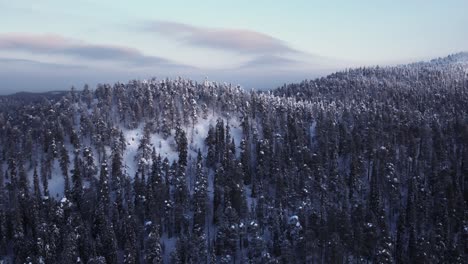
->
[0,52,466,263]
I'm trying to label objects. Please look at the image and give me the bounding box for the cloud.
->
[0,56,180,94]
[241,55,298,68]
[0,57,86,69]
[0,33,188,67]
[147,21,299,55]
[0,55,339,95]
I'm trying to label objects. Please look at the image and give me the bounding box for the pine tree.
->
[98,161,110,215]
[136,122,153,171]
[60,221,80,264]
[32,166,42,201]
[0,168,6,256]
[145,223,163,264]
[193,149,208,231]
[93,203,118,264]
[82,146,97,180]
[205,126,216,168]
[240,137,252,185]
[123,215,138,264]
[175,126,188,168]
[71,153,83,209]
[111,145,124,192]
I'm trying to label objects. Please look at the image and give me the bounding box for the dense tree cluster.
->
[0,53,466,263]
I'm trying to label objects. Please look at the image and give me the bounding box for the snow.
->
[187,113,242,157]
[245,185,255,209]
[289,215,299,222]
[47,159,66,198]
[120,126,179,178]
[161,234,176,263]
[310,120,317,141]
[14,111,245,201]
[120,113,242,179]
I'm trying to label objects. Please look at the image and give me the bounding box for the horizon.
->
[1,1,467,94]
[1,51,466,96]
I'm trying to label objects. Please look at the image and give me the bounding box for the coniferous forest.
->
[0,53,467,263]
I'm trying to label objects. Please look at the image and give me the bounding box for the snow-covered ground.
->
[17,113,244,199]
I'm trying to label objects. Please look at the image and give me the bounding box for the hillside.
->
[0,54,467,263]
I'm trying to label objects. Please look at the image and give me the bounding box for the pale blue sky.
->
[0,0,467,93]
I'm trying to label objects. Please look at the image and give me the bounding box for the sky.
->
[0,0,467,94]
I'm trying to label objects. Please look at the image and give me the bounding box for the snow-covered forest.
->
[0,53,466,263]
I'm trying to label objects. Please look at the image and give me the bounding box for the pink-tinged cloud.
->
[148,21,299,55]
[0,33,189,68]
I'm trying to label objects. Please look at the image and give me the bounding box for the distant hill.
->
[0,90,68,102]
[430,51,468,65]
